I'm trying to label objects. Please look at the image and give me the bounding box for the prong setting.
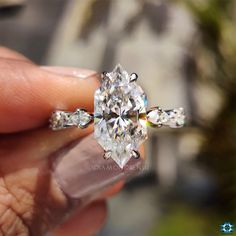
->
[104,150,112,160]
[101,71,109,79]
[130,73,138,82]
[132,150,140,159]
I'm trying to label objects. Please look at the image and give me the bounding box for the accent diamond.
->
[147,107,169,127]
[50,109,92,130]
[167,108,185,128]
[147,107,185,128]
[94,64,147,168]
[50,111,71,130]
[74,109,93,128]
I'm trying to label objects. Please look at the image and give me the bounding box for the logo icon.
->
[221,222,234,234]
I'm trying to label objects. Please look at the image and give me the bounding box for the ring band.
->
[50,107,185,130]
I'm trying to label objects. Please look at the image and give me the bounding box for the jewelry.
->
[50,64,186,168]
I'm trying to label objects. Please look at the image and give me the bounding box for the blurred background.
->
[0,0,236,235]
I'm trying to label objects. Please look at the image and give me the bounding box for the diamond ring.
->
[50,64,186,168]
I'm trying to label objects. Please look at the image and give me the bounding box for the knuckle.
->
[0,178,31,236]
[0,170,69,236]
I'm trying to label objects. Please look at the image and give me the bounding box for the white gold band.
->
[50,109,93,130]
[50,107,185,131]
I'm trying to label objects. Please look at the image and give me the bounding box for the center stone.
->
[94,64,148,168]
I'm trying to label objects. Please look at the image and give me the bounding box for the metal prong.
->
[132,150,140,159]
[101,71,109,79]
[130,73,138,82]
[103,150,112,160]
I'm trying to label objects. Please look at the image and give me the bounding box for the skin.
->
[0,47,144,236]
[0,47,112,236]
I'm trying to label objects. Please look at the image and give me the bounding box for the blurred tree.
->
[149,0,236,235]
[177,0,236,234]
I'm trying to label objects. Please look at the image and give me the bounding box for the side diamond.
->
[75,109,93,128]
[50,109,93,130]
[167,108,185,128]
[50,111,70,130]
[147,107,186,128]
[146,107,169,127]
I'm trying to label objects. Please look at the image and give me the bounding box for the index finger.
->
[0,58,99,133]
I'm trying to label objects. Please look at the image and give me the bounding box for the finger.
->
[0,47,32,62]
[0,126,93,174]
[99,145,145,198]
[0,126,92,236]
[98,145,145,198]
[0,128,144,235]
[53,134,145,199]
[0,58,100,132]
[52,201,107,236]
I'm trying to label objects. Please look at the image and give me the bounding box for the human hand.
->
[0,47,144,236]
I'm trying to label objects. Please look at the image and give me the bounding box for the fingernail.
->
[41,66,97,79]
[53,134,144,199]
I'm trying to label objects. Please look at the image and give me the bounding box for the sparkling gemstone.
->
[146,107,185,128]
[69,109,92,128]
[50,111,70,130]
[94,64,147,168]
[146,108,169,126]
[50,109,92,130]
[68,113,79,126]
[168,108,185,128]
[76,109,92,128]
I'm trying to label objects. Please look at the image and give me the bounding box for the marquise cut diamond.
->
[94,64,148,168]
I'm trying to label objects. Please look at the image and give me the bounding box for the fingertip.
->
[0,47,32,62]
[0,61,100,132]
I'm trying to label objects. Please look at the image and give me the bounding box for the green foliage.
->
[148,206,222,236]
[150,1,236,235]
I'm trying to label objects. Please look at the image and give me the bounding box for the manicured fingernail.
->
[53,134,144,199]
[41,66,97,79]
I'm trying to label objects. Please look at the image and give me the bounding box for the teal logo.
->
[221,222,234,234]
